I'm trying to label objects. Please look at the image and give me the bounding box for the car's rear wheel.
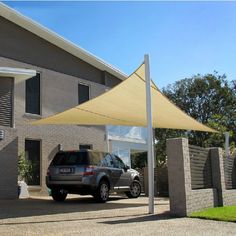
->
[93,180,109,203]
[125,180,141,198]
[51,189,67,202]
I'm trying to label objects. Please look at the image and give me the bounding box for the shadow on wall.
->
[47,145,60,162]
[0,137,18,199]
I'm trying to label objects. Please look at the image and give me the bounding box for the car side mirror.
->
[124,165,130,171]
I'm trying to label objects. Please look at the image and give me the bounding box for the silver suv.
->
[46,150,141,202]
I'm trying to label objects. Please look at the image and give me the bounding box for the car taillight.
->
[83,166,95,176]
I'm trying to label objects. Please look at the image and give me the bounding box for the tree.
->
[155,72,236,164]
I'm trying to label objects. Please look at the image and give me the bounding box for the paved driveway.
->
[0,195,235,236]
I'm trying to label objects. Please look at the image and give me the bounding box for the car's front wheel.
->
[93,180,109,203]
[125,180,141,198]
[51,189,67,202]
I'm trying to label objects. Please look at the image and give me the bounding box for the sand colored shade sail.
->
[32,63,216,133]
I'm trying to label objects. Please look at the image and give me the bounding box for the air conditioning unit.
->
[0,130,5,140]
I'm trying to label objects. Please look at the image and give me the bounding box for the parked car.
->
[46,150,141,202]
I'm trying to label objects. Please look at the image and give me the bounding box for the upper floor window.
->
[25,73,40,115]
[78,83,89,104]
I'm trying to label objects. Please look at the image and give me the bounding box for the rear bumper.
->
[46,176,97,194]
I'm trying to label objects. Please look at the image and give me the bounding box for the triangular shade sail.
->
[32,63,216,133]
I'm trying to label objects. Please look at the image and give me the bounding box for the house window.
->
[25,140,41,186]
[78,83,89,104]
[79,144,92,150]
[25,73,40,114]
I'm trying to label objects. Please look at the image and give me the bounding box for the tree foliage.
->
[155,72,236,164]
[18,152,34,182]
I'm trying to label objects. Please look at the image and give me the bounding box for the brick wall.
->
[0,126,18,199]
[0,56,110,194]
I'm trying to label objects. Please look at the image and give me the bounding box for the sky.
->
[3,1,236,89]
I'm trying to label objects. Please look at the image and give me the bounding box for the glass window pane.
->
[78,84,89,104]
[25,73,40,114]
[51,152,88,166]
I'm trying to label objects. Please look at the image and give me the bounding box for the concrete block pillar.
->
[167,138,190,216]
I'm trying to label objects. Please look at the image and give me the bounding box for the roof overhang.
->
[0,67,36,82]
[0,3,127,81]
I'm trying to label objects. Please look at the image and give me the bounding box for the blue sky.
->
[4,1,236,88]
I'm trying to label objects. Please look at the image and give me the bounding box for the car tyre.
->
[125,180,141,198]
[51,189,67,202]
[93,180,109,203]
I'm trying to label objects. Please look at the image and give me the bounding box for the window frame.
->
[78,82,90,105]
[25,72,42,116]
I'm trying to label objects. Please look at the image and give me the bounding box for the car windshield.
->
[51,151,88,166]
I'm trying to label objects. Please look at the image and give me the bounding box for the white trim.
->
[0,3,127,81]
[0,67,36,81]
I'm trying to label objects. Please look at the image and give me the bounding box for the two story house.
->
[0,3,128,198]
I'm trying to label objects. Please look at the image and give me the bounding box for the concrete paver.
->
[0,195,235,236]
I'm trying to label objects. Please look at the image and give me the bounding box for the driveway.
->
[0,195,235,236]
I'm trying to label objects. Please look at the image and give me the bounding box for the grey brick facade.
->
[0,11,124,197]
[0,126,18,199]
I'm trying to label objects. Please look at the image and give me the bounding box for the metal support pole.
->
[144,54,155,214]
[106,126,110,152]
[224,132,230,158]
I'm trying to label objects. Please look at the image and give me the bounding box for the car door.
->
[102,154,122,189]
[112,155,131,189]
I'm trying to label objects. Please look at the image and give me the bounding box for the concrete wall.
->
[0,126,18,199]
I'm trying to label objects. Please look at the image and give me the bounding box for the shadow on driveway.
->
[0,195,169,220]
[99,211,173,225]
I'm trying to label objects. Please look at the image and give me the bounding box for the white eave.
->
[0,67,36,82]
[0,3,127,81]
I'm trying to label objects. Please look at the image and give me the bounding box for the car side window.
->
[101,153,114,167]
[112,155,125,169]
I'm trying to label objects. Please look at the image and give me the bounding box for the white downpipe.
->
[224,132,230,158]
[144,54,155,214]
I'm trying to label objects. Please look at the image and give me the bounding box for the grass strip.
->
[190,206,236,222]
